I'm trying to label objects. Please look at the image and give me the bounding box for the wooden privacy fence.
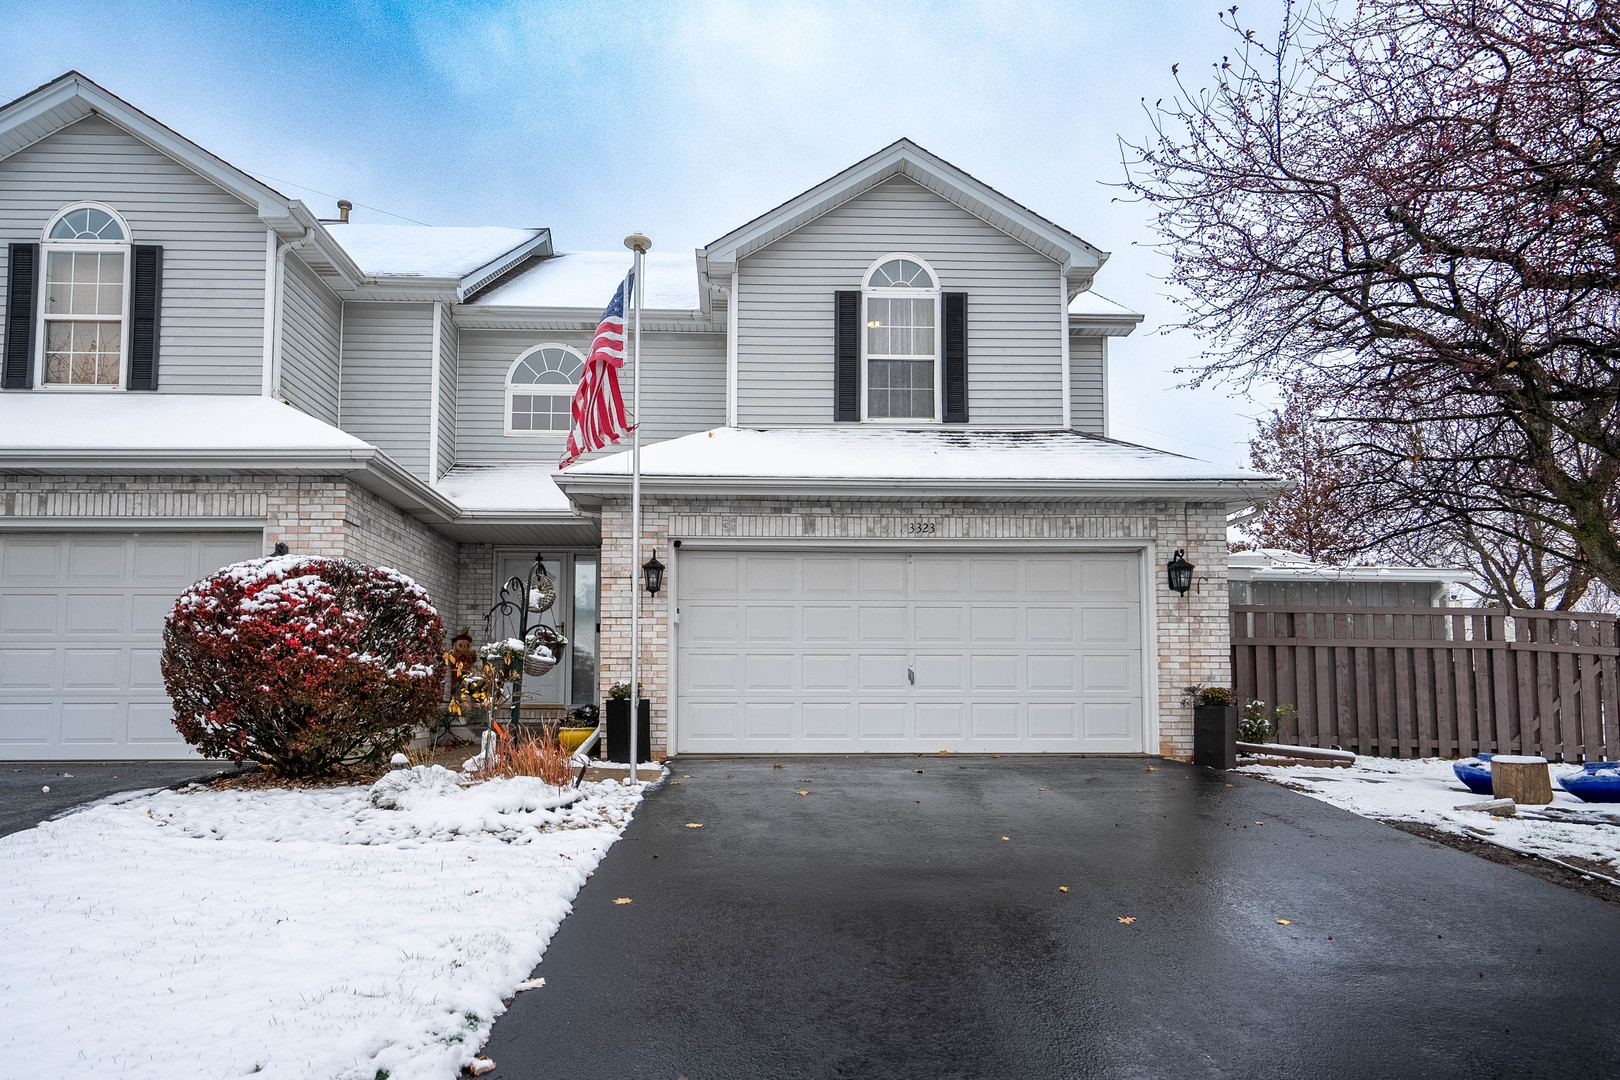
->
[1230,606,1618,760]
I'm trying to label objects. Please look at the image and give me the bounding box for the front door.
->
[489,551,599,712]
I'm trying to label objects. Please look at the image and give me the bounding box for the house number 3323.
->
[906,521,938,535]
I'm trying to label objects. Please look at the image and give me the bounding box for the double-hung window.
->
[863,254,939,420]
[40,204,131,389]
[506,344,585,434]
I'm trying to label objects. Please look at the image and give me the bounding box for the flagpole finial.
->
[624,233,651,253]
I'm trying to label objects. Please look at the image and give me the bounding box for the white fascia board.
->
[1069,315,1145,339]
[554,473,1281,506]
[703,139,1107,273]
[450,305,719,332]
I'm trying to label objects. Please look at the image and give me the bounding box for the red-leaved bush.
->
[162,555,445,777]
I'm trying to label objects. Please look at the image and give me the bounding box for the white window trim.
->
[860,252,941,424]
[504,342,585,437]
[36,202,133,392]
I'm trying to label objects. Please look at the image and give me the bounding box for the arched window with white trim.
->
[506,343,584,434]
[39,203,132,388]
[862,253,939,420]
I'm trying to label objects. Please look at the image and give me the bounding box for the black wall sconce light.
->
[642,550,665,596]
[1167,549,1195,595]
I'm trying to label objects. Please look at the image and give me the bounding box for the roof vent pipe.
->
[336,199,351,223]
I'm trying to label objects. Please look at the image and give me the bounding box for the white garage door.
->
[0,531,263,760]
[676,549,1145,754]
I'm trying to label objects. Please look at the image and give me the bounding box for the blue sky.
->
[0,0,1275,465]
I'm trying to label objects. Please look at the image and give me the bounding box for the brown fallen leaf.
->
[1146,765,1156,771]
[615,898,633,905]
[773,763,784,769]
[938,750,950,755]
[1059,886,1070,893]
[1256,821,1264,825]
[469,1058,496,1076]
[1277,919,1291,925]
[1225,783,1234,788]
[797,791,810,796]
[1117,916,1136,924]
[1001,836,1010,841]
[1038,787,1049,791]
[685,823,704,828]
[669,780,680,785]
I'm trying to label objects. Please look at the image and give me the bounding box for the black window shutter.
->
[4,243,38,390]
[128,245,162,391]
[942,291,968,422]
[834,290,860,421]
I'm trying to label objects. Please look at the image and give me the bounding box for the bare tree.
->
[1240,379,1368,561]
[1123,0,1620,593]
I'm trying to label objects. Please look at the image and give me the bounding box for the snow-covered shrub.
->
[369,764,466,809]
[1238,699,1276,743]
[162,555,445,777]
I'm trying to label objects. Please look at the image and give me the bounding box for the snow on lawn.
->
[0,770,653,1080]
[1240,757,1620,873]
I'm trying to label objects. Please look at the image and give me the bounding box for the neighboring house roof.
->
[698,138,1109,301]
[467,250,701,312]
[1068,291,1145,337]
[557,427,1278,501]
[0,72,551,302]
[1228,549,1471,584]
[0,393,372,456]
[0,71,367,287]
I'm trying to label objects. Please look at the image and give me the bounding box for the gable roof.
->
[698,139,1109,301]
[0,72,549,301]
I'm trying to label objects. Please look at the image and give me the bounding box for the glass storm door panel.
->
[571,555,599,711]
[492,551,571,706]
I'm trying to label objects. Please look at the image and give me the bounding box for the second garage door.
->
[0,531,264,760]
[676,549,1145,754]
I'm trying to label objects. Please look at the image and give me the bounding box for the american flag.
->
[560,272,635,469]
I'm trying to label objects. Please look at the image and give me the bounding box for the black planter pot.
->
[605,698,652,763]
[1193,705,1238,770]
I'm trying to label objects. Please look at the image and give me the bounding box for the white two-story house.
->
[0,73,1272,762]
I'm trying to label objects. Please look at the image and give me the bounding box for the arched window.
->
[861,253,939,420]
[39,203,132,388]
[506,344,585,434]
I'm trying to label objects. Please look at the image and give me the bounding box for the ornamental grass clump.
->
[161,555,445,778]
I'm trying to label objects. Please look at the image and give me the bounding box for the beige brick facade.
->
[597,494,1230,760]
[0,473,460,620]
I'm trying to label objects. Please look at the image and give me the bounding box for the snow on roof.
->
[327,224,543,278]
[469,250,700,310]
[562,427,1268,484]
[1068,291,1142,320]
[1228,548,1470,583]
[0,394,371,453]
[435,464,573,514]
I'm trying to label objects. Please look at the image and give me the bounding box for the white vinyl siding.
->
[436,309,458,477]
[1068,335,1104,435]
[455,328,725,463]
[735,177,1064,428]
[278,254,341,424]
[339,302,434,479]
[0,116,268,394]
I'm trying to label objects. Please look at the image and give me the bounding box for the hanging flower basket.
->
[522,625,568,678]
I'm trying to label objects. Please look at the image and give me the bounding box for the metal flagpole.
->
[625,233,649,785]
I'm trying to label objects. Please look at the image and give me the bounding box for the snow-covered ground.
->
[1241,757,1620,875]
[0,769,655,1080]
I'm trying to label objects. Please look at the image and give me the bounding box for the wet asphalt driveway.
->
[485,756,1620,1080]
[0,760,231,838]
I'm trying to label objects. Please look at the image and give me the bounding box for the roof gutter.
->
[554,472,1285,504]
